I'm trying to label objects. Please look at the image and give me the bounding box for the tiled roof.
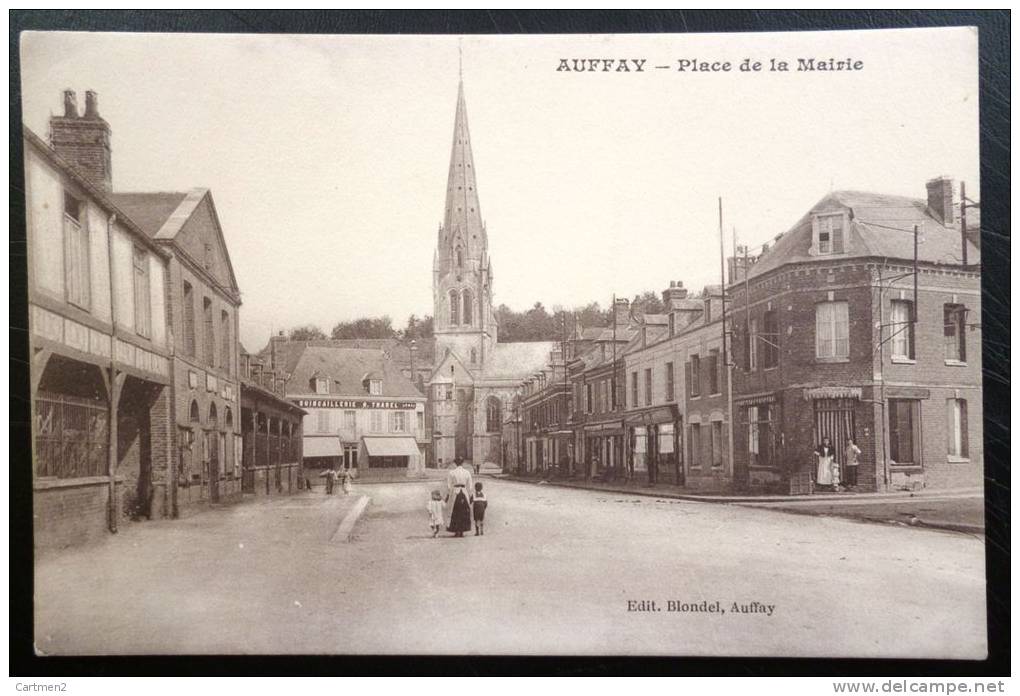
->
[485,342,557,379]
[746,190,980,281]
[261,338,437,373]
[108,192,188,237]
[287,346,422,399]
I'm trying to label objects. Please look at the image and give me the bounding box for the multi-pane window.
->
[888,399,920,466]
[315,378,329,395]
[585,383,593,414]
[600,380,609,413]
[370,411,383,433]
[390,411,407,433]
[689,355,701,397]
[416,411,425,435]
[943,304,967,362]
[220,310,231,373]
[202,297,215,366]
[369,379,382,395]
[665,362,675,402]
[610,378,617,410]
[644,368,652,406]
[344,410,356,430]
[182,281,196,357]
[316,410,330,433]
[815,301,850,359]
[816,214,845,254]
[689,424,701,467]
[890,300,914,360]
[761,311,779,368]
[708,350,720,394]
[132,247,151,337]
[630,371,638,407]
[947,399,969,458]
[710,421,723,467]
[63,191,90,309]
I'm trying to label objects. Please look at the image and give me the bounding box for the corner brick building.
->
[729,181,982,493]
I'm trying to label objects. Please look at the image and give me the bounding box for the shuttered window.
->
[63,191,90,310]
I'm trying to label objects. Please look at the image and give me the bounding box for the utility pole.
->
[719,198,734,478]
[959,181,980,267]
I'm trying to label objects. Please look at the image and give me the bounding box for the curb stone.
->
[331,495,371,543]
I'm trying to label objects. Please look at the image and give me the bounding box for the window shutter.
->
[685,362,692,397]
[960,400,969,457]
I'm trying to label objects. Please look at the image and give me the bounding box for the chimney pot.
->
[84,90,100,118]
[62,90,78,118]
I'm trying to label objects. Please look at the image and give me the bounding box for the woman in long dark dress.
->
[445,457,474,537]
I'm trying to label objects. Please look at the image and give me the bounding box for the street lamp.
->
[409,338,418,391]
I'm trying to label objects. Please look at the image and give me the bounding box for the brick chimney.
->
[49,89,112,192]
[613,297,631,325]
[926,176,955,226]
[661,280,689,310]
[269,330,287,371]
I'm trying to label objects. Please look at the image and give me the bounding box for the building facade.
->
[286,345,427,480]
[26,100,173,549]
[729,182,982,493]
[240,348,306,496]
[112,187,243,514]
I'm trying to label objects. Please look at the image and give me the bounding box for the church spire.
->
[441,75,485,258]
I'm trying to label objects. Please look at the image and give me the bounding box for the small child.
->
[472,482,488,536]
[427,489,444,538]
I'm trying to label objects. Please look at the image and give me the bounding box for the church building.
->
[427,76,556,468]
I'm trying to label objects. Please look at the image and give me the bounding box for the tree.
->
[331,316,397,339]
[631,290,666,317]
[289,325,327,341]
[402,314,434,340]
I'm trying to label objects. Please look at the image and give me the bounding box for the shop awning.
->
[363,436,420,458]
[624,405,680,426]
[304,437,342,458]
[803,386,862,401]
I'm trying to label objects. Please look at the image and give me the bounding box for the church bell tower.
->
[433,76,497,371]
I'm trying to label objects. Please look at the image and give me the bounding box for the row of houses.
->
[27,90,305,550]
[511,179,982,494]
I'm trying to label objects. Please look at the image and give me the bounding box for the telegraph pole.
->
[719,198,735,477]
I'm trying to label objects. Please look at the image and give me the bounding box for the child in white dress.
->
[427,489,444,538]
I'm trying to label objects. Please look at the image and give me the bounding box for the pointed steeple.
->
[441,78,486,262]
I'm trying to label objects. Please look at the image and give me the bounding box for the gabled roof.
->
[110,188,241,296]
[287,346,422,399]
[747,189,980,281]
[107,191,189,237]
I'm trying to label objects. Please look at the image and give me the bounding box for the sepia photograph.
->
[14,22,997,664]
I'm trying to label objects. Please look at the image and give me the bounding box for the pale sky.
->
[20,28,979,350]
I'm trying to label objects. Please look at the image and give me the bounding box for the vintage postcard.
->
[19,27,986,658]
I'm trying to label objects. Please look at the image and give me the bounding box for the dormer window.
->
[314,377,329,395]
[814,213,846,255]
[369,379,382,395]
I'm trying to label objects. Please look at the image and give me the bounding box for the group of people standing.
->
[427,457,488,538]
[814,436,862,492]
[319,466,353,495]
